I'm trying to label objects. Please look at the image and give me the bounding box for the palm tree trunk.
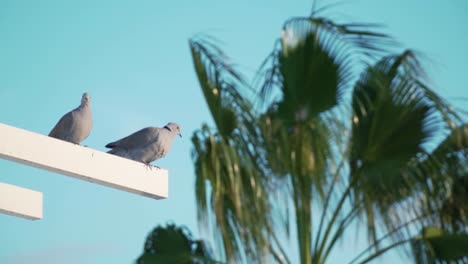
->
[293,189,312,264]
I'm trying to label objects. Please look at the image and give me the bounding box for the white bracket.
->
[0,182,43,220]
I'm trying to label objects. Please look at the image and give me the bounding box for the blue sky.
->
[0,0,466,263]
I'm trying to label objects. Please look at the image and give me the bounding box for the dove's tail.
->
[107,148,120,154]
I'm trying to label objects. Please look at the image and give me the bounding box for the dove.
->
[105,122,181,164]
[48,92,93,144]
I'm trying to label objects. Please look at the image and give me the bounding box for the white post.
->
[0,182,43,220]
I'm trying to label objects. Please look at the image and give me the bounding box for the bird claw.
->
[144,163,160,170]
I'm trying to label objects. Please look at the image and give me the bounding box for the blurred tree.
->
[137,223,219,264]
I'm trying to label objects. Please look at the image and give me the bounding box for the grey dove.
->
[105,122,181,164]
[49,92,93,144]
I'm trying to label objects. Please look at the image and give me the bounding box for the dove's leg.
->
[143,162,160,170]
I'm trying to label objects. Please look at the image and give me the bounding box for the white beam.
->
[0,182,43,220]
[0,123,168,200]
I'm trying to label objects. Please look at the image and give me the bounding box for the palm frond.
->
[190,37,253,138]
[349,51,446,243]
[258,16,394,111]
[411,227,468,263]
[258,108,340,264]
[192,125,279,263]
[417,124,468,232]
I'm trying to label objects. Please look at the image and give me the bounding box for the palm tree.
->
[189,12,467,264]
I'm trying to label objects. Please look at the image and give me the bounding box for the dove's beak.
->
[179,134,182,138]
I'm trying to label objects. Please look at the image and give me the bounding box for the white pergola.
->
[0,123,168,220]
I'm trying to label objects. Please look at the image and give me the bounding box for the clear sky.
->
[0,0,466,263]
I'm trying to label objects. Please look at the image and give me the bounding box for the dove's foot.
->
[143,163,160,170]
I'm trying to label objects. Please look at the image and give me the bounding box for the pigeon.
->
[48,92,93,144]
[105,122,181,164]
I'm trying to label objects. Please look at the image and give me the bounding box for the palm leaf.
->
[349,51,446,242]
[258,17,394,109]
[189,37,249,138]
[192,126,276,263]
[417,124,468,231]
[411,227,468,263]
[277,20,342,122]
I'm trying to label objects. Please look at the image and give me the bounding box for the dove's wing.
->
[49,110,77,139]
[105,127,160,149]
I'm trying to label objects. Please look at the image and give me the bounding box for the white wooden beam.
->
[0,182,43,220]
[0,123,168,200]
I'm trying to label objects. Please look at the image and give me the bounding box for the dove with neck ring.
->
[105,122,181,165]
